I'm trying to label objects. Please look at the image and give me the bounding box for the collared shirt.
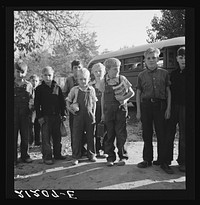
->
[99,74,132,93]
[66,85,98,103]
[136,67,171,100]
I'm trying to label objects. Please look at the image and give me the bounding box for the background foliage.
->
[146,10,185,43]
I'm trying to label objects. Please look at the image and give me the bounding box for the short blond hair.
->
[42,66,54,74]
[104,58,121,71]
[144,47,160,58]
[14,60,28,73]
[91,63,106,74]
[77,67,90,78]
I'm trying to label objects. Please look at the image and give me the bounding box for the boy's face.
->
[107,66,120,79]
[93,67,105,80]
[145,52,159,70]
[31,78,40,88]
[14,69,27,79]
[77,73,90,88]
[176,55,185,70]
[42,70,54,84]
[72,65,82,77]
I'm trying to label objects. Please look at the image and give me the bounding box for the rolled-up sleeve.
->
[65,86,76,103]
[90,87,98,102]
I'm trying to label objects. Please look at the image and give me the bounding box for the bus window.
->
[123,56,143,71]
[158,52,164,68]
[167,48,176,68]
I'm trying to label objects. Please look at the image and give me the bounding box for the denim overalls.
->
[72,87,96,160]
[103,77,128,162]
[93,85,107,154]
[14,82,32,162]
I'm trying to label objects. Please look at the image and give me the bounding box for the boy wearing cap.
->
[99,58,134,166]
[34,66,67,165]
[14,60,33,165]
[136,47,173,174]
[164,46,186,172]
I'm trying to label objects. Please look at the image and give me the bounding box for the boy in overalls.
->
[14,60,33,165]
[63,60,87,156]
[29,74,41,147]
[99,58,135,166]
[66,68,97,165]
[90,63,107,158]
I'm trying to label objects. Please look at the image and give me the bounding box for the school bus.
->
[87,36,185,104]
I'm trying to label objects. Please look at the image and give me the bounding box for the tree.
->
[74,31,99,66]
[146,10,185,43]
[14,10,84,58]
[14,10,100,77]
[22,50,52,79]
[48,31,100,76]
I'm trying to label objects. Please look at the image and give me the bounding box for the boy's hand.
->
[28,99,34,109]
[38,117,45,125]
[68,107,76,115]
[61,115,67,121]
[115,95,124,102]
[101,114,105,122]
[165,108,171,119]
[136,111,141,121]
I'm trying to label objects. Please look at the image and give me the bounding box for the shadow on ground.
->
[14,153,185,190]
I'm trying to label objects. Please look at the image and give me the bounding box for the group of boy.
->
[136,46,186,174]
[14,46,186,174]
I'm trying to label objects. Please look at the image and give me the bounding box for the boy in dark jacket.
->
[34,66,67,165]
[164,47,186,172]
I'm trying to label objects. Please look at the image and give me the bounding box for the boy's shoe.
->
[107,161,114,167]
[22,158,33,163]
[179,164,186,172]
[97,150,107,158]
[137,161,152,168]
[44,159,54,165]
[34,142,41,146]
[72,159,79,165]
[153,160,171,166]
[89,157,97,162]
[54,155,66,160]
[116,159,126,166]
[160,163,174,174]
[153,160,160,165]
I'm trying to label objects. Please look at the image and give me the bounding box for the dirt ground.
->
[14,106,186,199]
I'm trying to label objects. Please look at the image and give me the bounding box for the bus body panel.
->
[87,37,185,103]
